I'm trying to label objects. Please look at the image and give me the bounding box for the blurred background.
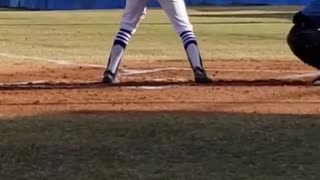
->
[0,0,312,10]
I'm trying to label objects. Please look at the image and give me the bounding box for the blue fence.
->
[0,0,311,10]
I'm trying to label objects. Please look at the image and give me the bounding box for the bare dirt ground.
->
[0,60,320,117]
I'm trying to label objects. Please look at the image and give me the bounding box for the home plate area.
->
[0,60,320,116]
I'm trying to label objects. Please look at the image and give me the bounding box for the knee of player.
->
[173,22,194,34]
[120,22,139,34]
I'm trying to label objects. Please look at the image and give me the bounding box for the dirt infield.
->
[1,59,320,117]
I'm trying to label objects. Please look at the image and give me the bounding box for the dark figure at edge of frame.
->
[287,0,320,84]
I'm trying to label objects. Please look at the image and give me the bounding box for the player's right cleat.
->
[193,67,213,84]
[102,70,119,84]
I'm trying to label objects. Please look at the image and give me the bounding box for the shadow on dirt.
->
[0,78,315,91]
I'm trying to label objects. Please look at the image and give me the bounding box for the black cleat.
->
[102,70,119,84]
[193,67,213,84]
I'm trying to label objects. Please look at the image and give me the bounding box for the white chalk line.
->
[0,52,72,65]
[1,51,319,79]
[125,86,178,90]
[1,51,309,75]
[0,80,47,86]
[278,71,320,80]
[0,52,105,68]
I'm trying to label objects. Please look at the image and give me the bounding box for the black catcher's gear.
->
[287,11,320,70]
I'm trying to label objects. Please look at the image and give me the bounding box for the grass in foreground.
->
[0,7,298,64]
[0,112,319,180]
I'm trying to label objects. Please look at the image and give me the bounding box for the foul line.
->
[278,71,320,80]
[1,52,319,79]
[0,52,72,65]
[0,52,105,68]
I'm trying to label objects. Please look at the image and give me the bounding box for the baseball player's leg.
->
[157,0,212,83]
[103,0,147,83]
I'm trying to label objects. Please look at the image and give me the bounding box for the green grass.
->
[0,8,299,64]
[1,112,320,180]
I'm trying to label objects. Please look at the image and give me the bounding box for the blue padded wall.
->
[0,0,9,7]
[19,0,47,9]
[0,0,312,10]
[8,0,19,7]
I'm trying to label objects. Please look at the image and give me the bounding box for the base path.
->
[0,60,320,117]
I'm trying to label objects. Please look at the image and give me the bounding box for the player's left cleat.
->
[102,70,119,84]
[193,67,213,84]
